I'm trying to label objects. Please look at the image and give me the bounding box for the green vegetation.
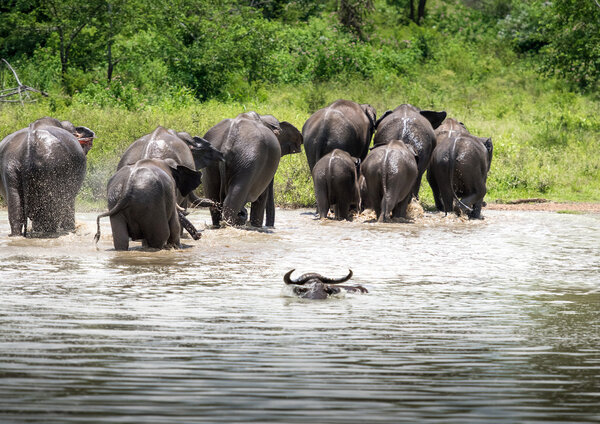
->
[1,0,599,209]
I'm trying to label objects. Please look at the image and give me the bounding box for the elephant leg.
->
[438,184,455,215]
[314,184,330,219]
[335,197,351,220]
[166,212,182,248]
[462,184,486,219]
[5,184,25,236]
[411,172,423,200]
[110,215,130,250]
[392,195,411,219]
[209,206,222,227]
[250,189,269,227]
[60,201,76,231]
[468,202,484,219]
[426,170,444,211]
[223,183,251,226]
[265,180,276,227]
[379,196,392,223]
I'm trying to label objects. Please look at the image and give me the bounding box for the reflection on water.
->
[0,209,599,423]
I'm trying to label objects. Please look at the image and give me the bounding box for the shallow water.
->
[0,209,599,423]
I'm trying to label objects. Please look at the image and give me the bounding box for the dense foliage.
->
[0,0,599,207]
[2,0,598,102]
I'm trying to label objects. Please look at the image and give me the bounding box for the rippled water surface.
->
[1,209,599,423]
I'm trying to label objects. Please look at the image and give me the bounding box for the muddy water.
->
[0,209,598,423]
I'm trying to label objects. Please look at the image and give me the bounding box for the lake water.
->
[0,209,599,423]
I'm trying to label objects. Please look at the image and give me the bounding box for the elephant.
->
[360,140,418,222]
[117,125,224,207]
[284,269,368,299]
[427,118,493,219]
[312,149,360,220]
[373,104,446,199]
[0,117,95,236]
[94,158,202,250]
[302,99,376,172]
[202,111,303,227]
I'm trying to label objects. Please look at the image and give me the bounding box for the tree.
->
[541,0,600,88]
[41,0,105,79]
[338,0,374,39]
[386,0,427,25]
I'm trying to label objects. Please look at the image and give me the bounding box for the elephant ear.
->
[169,163,203,197]
[420,110,447,130]
[176,131,195,144]
[74,126,95,154]
[278,122,303,156]
[483,137,493,169]
[259,114,282,136]
[190,136,225,169]
[406,144,420,166]
[375,110,393,129]
[360,104,377,131]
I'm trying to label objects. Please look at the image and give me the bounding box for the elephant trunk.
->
[177,209,201,240]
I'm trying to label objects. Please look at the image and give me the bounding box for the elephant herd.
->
[0,99,493,250]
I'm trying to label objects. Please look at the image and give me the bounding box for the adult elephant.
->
[117,126,224,206]
[94,158,202,250]
[360,140,418,222]
[302,99,376,172]
[312,149,360,220]
[202,112,303,227]
[427,118,493,219]
[373,104,446,199]
[0,117,95,236]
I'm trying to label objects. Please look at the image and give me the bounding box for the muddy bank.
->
[486,200,600,213]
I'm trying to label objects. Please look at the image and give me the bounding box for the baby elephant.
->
[427,118,493,219]
[360,140,418,222]
[284,269,368,299]
[95,158,201,250]
[312,149,360,220]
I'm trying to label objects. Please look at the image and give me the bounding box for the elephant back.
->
[118,126,195,171]
[303,100,371,171]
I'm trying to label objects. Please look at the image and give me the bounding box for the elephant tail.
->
[94,199,128,245]
[21,127,37,237]
[449,137,473,213]
[380,147,392,212]
[94,169,136,245]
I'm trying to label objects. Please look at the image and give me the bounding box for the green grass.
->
[1,61,599,210]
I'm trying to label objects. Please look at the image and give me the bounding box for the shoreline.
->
[485,201,600,213]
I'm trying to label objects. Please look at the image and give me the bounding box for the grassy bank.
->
[1,67,598,211]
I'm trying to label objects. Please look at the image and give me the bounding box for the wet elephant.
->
[373,104,446,199]
[0,117,95,236]
[360,140,418,222]
[202,112,303,227]
[312,149,360,220]
[302,99,376,172]
[94,158,202,250]
[427,118,493,219]
[117,126,224,206]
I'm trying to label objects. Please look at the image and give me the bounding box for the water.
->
[0,209,599,423]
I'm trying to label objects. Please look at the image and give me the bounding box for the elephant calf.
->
[373,104,446,199]
[95,158,201,250]
[427,118,493,219]
[312,149,360,220]
[360,140,418,222]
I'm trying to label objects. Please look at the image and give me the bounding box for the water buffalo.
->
[284,269,368,299]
